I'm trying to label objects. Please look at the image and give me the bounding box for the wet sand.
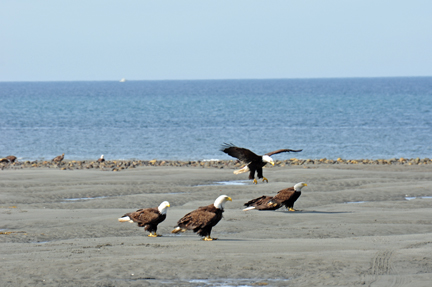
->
[1,164,432,286]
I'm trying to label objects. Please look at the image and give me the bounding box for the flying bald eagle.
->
[221,143,302,184]
[243,182,307,211]
[171,195,232,241]
[52,153,65,163]
[118,201,170,237]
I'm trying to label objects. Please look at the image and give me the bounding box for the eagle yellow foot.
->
[148,232,162,237]
[288,208,297,212]
[253,179,258,184]
[262,177,269,183]
[203,236,218,241]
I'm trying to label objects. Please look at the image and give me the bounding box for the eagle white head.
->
[214,195,232,209]
[262,155,275,166]
[294,182,307,191]
[158,201,170,214]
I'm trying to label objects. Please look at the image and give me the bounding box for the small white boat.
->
[119,78,126,82]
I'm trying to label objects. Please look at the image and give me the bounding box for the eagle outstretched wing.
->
[265,149,302,156]
[221,143,261,162]
[244,195,273,207]
[244,195,282,210]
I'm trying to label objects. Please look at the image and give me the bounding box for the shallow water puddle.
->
[196,180,250,186]
[405,196,432,201]
[187,278,290,286]
[120,278,290,286]
[62,196,109,202]
[344,201,367,204]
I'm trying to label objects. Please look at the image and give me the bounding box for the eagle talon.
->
[203,236,218,241]
[262,177,268,183]
[288,208,297,212]
[253,179,258,184]
[148,232,162,237]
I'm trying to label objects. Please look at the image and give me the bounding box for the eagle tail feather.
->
[243,206,256,211]
[118,216,132,223]
[171,227,186,234]
[234,165,249,175]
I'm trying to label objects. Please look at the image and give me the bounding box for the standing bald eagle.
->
[52,153,65,163]
[6,155,17,163]
[171,195,232,241]
[118,201,170,237]
[221,143,302,184]
[243,182,307,211]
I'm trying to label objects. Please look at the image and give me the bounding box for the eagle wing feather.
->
[176,205,220,230]
[221,143,261,162]
[265,149,302,156]
[126,208,161,226]
[274,187,296,202]
[244,195,273,207]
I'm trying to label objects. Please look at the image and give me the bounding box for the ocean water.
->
[1,77,431,161]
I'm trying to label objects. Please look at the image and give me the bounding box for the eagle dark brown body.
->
[175,204,223,237]
[244,183,307,211]
[121,208,166,233]
[119,201,170,237]
[171,195,232,241]
[221,143,302,184]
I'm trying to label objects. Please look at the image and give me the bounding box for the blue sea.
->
[1,77,431,161]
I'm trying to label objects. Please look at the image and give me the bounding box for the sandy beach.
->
[1,164,432,286]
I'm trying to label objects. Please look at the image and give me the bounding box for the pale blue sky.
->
[1,0,432,81]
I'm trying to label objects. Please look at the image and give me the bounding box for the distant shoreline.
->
[1,157,430,171]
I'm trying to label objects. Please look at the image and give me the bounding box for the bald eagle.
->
[1,155,17,163]
[118,201,170,237]
[221,143,302,184]
[52,153,64,163]
[171,195,232,241]
[6,155,17,163]
[97,155,105,162]
[243,182,307,211]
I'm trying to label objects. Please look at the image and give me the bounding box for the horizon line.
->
[1,75,432,83]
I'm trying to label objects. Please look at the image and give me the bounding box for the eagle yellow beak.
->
[167,203,171,207]
[303,183,307,186]
[270,162,275,166]
[227,197,232,201]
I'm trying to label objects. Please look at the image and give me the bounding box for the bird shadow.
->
[215,238,248,242]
